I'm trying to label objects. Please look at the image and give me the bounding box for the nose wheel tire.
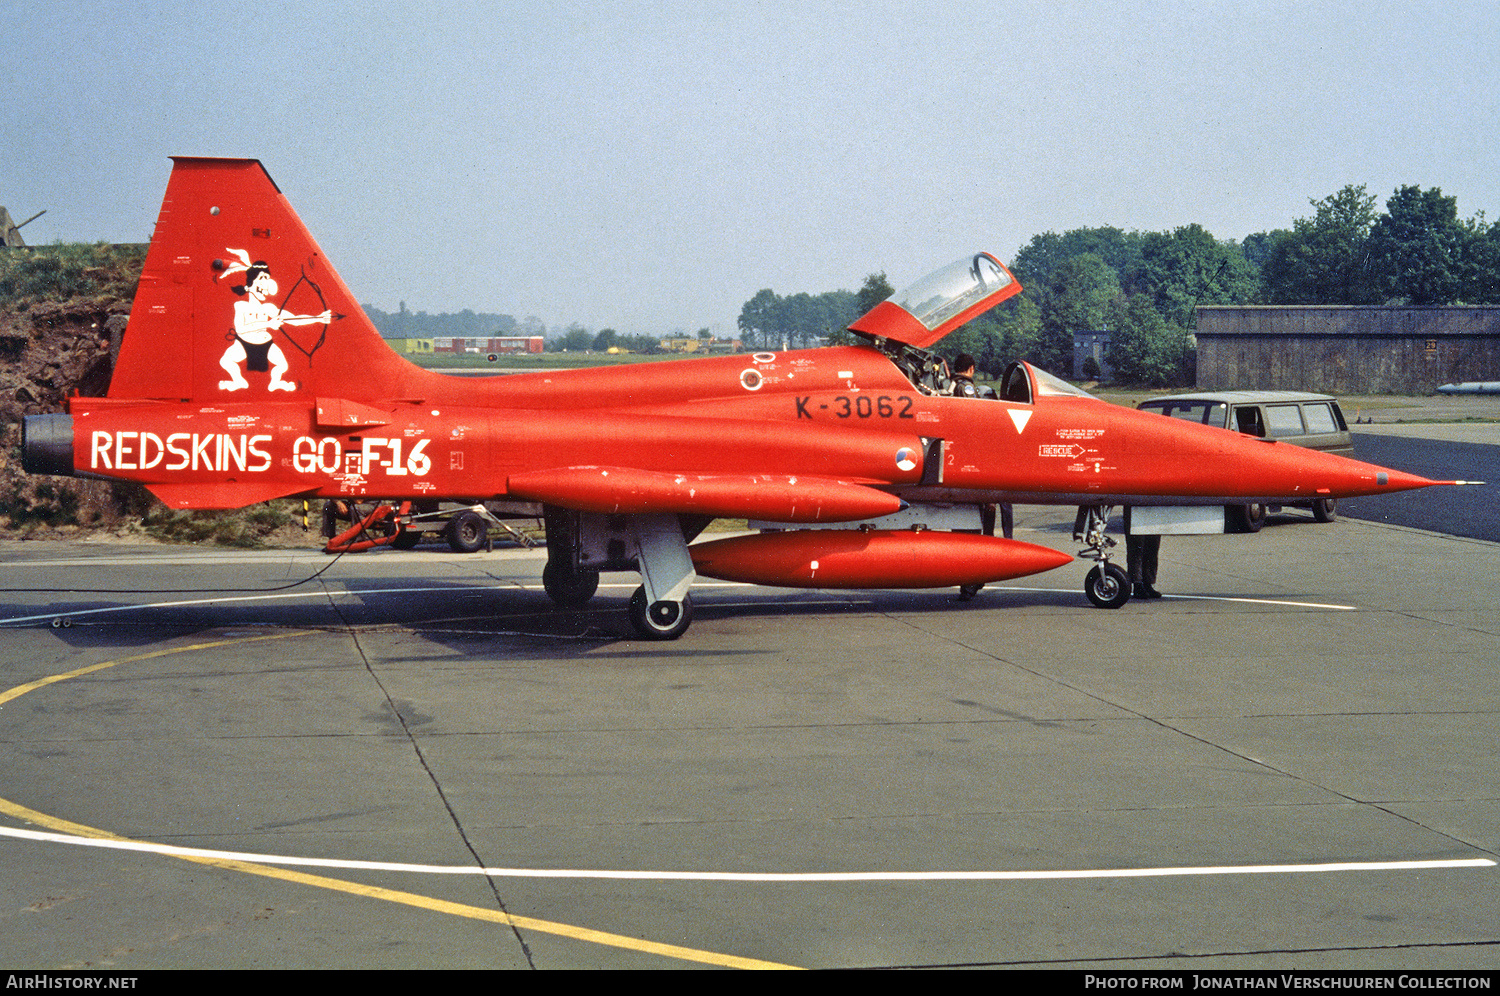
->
[629,586,693,640]
[1312,498,1337,523]
[1085,563,1131,609]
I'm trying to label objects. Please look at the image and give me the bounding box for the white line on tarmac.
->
[987,586,1357,610]
[0,549,547,569]
[1,826,1489,882]
[0,584,504,627]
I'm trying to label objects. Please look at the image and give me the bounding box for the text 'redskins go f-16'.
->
[21,159,1461,638]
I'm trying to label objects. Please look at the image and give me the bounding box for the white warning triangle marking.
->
[1008,409,1032,434]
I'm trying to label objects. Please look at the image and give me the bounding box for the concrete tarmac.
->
[0,500,1496,969]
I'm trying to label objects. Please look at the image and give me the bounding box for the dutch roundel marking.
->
[740,369,764,391]
[895,447,918,472]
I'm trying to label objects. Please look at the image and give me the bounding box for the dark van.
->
[1137,391,1354,532]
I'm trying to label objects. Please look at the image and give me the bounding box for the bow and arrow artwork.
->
[215,248,337,392]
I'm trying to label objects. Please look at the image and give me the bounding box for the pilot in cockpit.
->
[949,353,977,397]
[949,353,996,399]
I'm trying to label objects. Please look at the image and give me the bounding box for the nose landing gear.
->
[1074,504,1131,609]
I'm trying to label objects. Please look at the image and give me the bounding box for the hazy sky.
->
[4,1,1496,335]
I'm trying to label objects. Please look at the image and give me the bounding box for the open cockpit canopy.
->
[847,252,1020,348]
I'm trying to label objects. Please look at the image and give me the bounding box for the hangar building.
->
[1194,305,1500,394]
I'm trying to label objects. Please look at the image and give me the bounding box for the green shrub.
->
[141,501,296,548]
[0,480,80,527]
[0,243,147,307]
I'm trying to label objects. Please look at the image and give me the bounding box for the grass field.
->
[408,351,703,371]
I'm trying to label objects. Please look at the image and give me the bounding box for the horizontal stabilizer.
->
[507,467,904,522]
[147,481,309,510]
[315,397,392,429]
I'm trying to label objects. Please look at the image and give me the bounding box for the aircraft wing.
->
[507,467,905,523]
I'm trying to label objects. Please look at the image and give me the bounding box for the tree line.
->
[737,184,1499,387]
[366,304,702,354]
[1253,184,1500,307]
[550,325,707,354]
[364,302,538,339]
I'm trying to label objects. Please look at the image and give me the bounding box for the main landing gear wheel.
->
[1085,563,1131,609]
[1312,498,1337,523]
[629,586,692,640]
[391,527,421,550]
[543,561,600,607]
[447,509,487,553]
[1229,502,1267,533]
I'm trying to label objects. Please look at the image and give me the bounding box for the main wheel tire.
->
[447,510,487,553]
[1312,497,1337,523]
[543,561,600,607]
[391,528,421,550]
[1228,503,1267,533]
[629,586,692,640]
[1085,563,1131,609]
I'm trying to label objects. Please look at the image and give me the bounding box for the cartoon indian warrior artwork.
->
[216,249,332,392]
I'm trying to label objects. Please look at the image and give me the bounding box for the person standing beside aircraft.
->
[951,351,1011,603]
[1124,511,1162,599]
[951,353,1010,546]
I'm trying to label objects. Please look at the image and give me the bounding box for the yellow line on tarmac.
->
[0,634,798,970]
[0,796,791,969]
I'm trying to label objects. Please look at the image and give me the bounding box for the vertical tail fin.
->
[111,158,412,402]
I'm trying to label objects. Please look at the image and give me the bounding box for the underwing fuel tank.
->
[689,529,1074,589]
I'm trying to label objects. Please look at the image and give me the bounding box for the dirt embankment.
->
[0,246,308,546]
[0,294,148,538]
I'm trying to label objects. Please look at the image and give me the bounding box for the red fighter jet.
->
[22,158,1460,639]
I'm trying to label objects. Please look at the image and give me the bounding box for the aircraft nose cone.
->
[1349,463,1449,495]
[1371,467,1442,490]
[1297,448,1457,498]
